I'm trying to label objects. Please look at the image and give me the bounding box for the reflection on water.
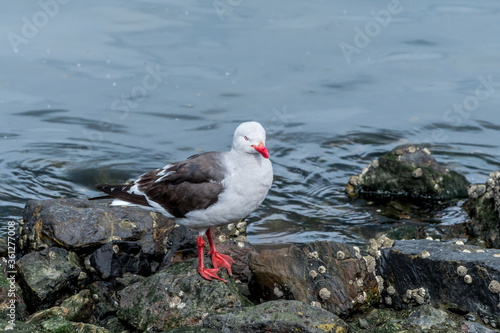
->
[2,1,500,248]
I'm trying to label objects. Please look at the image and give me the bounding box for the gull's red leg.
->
[197,235,225,282]
[206,228,235,276]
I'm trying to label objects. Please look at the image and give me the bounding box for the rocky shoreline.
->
[1,143,500,332]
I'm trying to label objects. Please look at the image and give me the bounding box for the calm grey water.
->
[2,1,500,248]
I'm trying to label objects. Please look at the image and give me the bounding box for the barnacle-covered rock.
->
[377,239,500,325]
[463,169,500,248]
[346,144,469,199]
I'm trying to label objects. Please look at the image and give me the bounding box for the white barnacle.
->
[385,296,392,305]
[318,266,326,274]
[310,301,322,308]
[337,250,345,260]
[457,266,468,277]
[319,288,331,300]
[421,251,430,258]
[415,294,425,305]
[489,280,500,294]
[455,240,464,245]
[309,270,318,279]
[307,251,319,259]
[387,286,396,295]
[273,286,284,298]
[418,288,426,297]
[464,275,472,284]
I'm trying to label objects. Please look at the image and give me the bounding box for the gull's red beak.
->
[252,142,269,159]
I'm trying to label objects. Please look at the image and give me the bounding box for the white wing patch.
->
[155,164,176,183]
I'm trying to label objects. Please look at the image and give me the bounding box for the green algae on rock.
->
[118,260,251,332]
[346,144,469,199]
[203,300,348,333]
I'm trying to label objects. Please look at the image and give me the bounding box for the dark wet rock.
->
[118,259,251,332]
[346,144,469,199]
[20,198,174,257]
[86,280,119,323]
[0,266,29,321]
[16,247,84,310]
[464,170,500,248]
[377,239,500,325]
[89,240,151,280]
[203,300,349,333]
[249,241,378,316]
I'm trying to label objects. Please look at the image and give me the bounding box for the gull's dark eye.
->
[244,136,249,141]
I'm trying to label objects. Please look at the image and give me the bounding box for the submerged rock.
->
[249,241,378,316]
[203,300,349,333]
[464,170,500,248]
[118,259,251,332]
[16,247,84,310]
[377,239,500,326]
[346,144,469,199]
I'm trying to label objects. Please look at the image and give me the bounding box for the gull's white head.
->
[231,121,269,158]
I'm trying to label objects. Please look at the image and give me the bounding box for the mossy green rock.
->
[16,247,84,310]
[60,289,94,322]
[0,270,28,320]
[162,328,220,333]
[40,316,75,333]
[346,144,469,199]
[203,300,348,333]
[0,319,38,332]
[118,259,251,332]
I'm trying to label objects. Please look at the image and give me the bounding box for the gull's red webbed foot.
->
[206,228,235,276]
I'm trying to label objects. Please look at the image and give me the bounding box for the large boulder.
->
[248,241,378,316]
[346,144,469,199]
[20,198,174,257]
[377,239,500,327]
[203,300,349,333]
[118,259,251,332]
[16,247,84,310]
[464,170,500,248]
